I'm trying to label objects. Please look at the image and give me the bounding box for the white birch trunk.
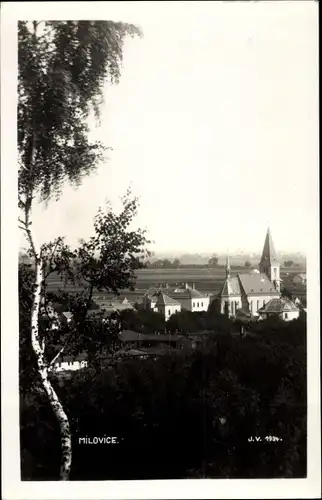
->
[28,231,72,479]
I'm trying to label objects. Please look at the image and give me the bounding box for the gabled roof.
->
[58,351,88,364]
[62,311,73,320]
[155,291,181,307]
[259,227,279,266]
[119,330,142,342]
[119,330,182,343]
[259,297,299,313]
[145,287,160,299]
[237,273,279,295]
[98,301,134,313]
[168,286,208,300]
[186,287,208,299]
[219,276,241,297]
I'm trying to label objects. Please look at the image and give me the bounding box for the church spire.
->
[226,253,231,279]
[259,227,281,292]
[259,226,278,266]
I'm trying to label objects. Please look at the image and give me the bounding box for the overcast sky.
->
[20,1,318,255]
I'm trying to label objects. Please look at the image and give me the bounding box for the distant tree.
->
[137,310,166,334]
[208,256,219,268]
[245,261,251,268]
[167,310,205,334]
[281,288,293,300]
[207,297,221,315]
[284,260,295,268]
[172,258,181,269]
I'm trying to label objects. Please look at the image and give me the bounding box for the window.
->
[250,301,253,312]
[257,300,260,311]
[197,302,199,307]
[263,300,266,306]
[201,302,203,307]
[168,309,171,315]
[285,313,288,319]
[231,302,234,315]
[193,302,195,308]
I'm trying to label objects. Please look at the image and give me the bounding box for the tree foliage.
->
[18,19,143,480]
[21,318,306,480]
[18,20,141,203]
[208,255,219,267]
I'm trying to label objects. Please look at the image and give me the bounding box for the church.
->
[219,228,282,318]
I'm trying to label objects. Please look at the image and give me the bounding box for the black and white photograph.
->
[1,1,320,498]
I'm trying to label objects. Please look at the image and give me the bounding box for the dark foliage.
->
[21,318,306,480]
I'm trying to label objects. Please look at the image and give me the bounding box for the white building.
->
[168,284,210,312]
[152,291,182,320]
[143,284,210,315]
[219,227,282,317]
[258,297,300,321]
[50,352,88,373]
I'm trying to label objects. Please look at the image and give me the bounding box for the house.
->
[96,297,135,316]
[293,297,302,308]
[167,283,210,312]
[60,311,73,325]
[218,227,282,318]
[293,273,307,285]
[119,329,183,349]
[258,297,300,321]
[143,290,181,320]
[50,351,88,373]
[143,284,209,315]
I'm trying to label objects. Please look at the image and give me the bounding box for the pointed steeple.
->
[258,227,281,292]
[226,253,231,278]
[259,227,278,266]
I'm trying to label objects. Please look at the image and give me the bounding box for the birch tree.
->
[18,20,141,480]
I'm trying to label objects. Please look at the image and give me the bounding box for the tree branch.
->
[48,344,66,369]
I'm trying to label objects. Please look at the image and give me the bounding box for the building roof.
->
[145,287,160,299]
[138,347,172,356]
[219,276,241,297]
[259,227,279,266]
[237,273,279,295]
[61,311,73,320]
[119,330,182,343]
[115,348,147,358]
[154,291,181,307]
[168,286,208,301]
[141,333,182,342]
[119,330,142,342]
[219,272,281,298]
[98,300,135,314]
[258,297,299,313]
[57,351,88,364]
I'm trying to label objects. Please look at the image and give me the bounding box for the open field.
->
[45,266,306,304]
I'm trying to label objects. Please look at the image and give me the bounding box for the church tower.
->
[259,227,281,292]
